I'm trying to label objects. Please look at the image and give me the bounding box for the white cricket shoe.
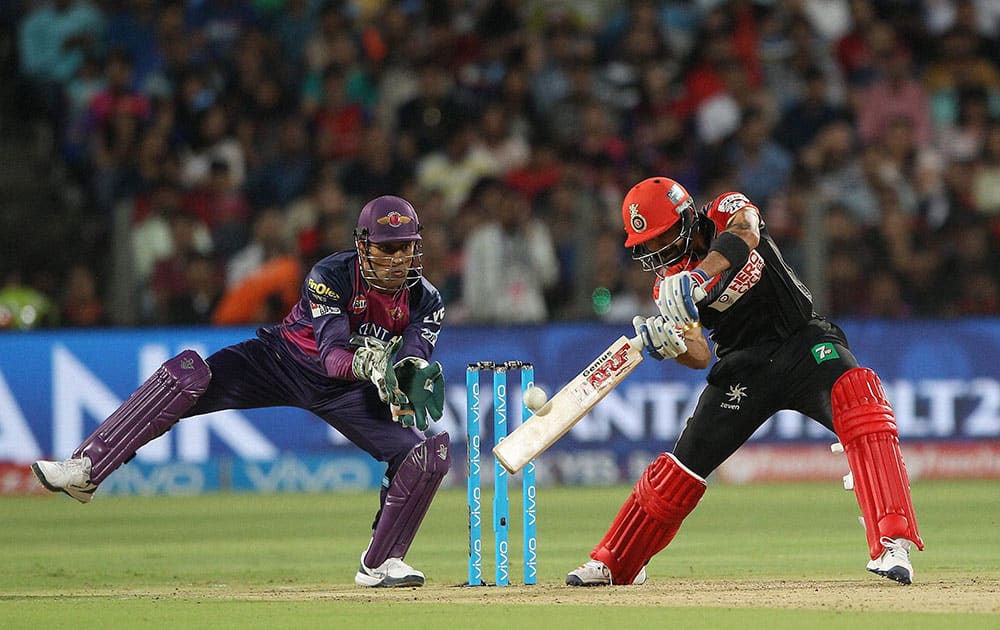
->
[355,554,425,588]
[866,537,914,585]
[31,457,96,504]
[566,559,647,586]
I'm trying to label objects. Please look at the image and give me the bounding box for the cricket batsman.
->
[567,177,923,586]
[33,195,450,588]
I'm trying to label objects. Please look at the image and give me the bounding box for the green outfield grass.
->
[1,479,998,629]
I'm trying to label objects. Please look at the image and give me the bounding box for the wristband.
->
[690,268,710,286]
[708,231,751,269]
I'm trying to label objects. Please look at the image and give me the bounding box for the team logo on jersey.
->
[388,305,405,321]
[351,295,367,313]
[628,203,647,233]
[811,342,840,364]
[721,384,748,410]
[377,211,413,228]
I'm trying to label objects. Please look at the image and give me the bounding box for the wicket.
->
[466,361,537,586]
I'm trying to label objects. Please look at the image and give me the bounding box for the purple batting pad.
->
[74,350,211,484]
[364,432,450,567]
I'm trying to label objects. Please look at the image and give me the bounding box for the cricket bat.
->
[492,334,645,474]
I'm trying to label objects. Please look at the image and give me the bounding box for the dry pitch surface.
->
[127,578,999,614]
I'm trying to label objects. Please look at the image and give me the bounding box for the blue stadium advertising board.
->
[2,320,999,494]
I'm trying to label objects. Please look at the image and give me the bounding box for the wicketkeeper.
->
[567,177,923,586]
[33,195,450,588]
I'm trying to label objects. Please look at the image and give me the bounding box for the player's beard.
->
[363,259,410,293]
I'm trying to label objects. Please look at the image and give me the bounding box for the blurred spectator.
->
[474,101,530,176]
[10,0,1000,327]
[211,252,301,326]
[577,101,629,169]
[545,62,597,150]
[972,121,1000,217]
[285,177,351,263]
[247,116,315,210]
[496,63,541,141]
[804,120,867,219]
[823,202,870,316]
[833,5,888,88]
[185,0,259,64]
[725,107,794,207]
[395,59,468,157]
[862,270,912,319]
[675,7,763,140]
[302,1,354,84]
[855,45,933,148]
[537,178,602,319]
[272,0,315,70]
[0,270,56,330]
[226,207,290,286]
[954,271,1000,316]
[86,49,152,212]
[936,86,992,162]
[922,26,1000,128]
[775,65,849,157]
[416,122,499,214]
[310,64,367,161]
[103,0,165,94]
[180,103,246,190]
[504,140,563,202]
[130,183,212,284]
[461,185,558,323]
[338,125,413,202]
[589,232,654,324]
[166,253,223,325]
[18,0,105,111]
[417,223,462,308]
[59,264,107,327]
[62,53,105,166]
[183,160,251,259]
[148,211,214,323]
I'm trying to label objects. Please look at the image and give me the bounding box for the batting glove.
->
[657,269,709,329]
[633,315,688,360]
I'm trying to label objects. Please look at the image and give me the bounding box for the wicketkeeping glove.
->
[391,357,445,431]
[352,336,408,407]
[657,269,709,329]
[633,315,687,360]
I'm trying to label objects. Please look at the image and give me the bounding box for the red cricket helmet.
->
[622,177,699,271]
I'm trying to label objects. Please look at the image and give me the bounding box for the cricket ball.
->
[524,386,549,415]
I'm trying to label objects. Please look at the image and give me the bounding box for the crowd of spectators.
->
[4,0,1000,330]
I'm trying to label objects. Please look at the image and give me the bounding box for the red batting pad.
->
[591,453,706,584]
[832,368,923,558]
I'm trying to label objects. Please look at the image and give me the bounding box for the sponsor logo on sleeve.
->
[708,249,765,312]
[310,302,341,318]
[811,342,840,364]
[716,193,750,214]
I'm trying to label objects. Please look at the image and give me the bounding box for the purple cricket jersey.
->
[261,249,444,380]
